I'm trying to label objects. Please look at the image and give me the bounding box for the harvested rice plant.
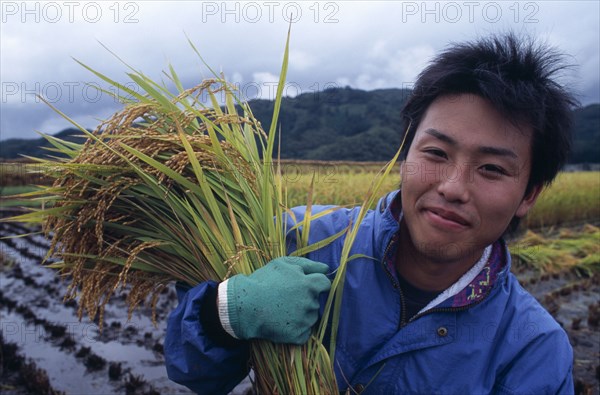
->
[0,33,403,394]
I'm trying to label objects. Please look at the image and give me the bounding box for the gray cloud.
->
[1,1,598,140]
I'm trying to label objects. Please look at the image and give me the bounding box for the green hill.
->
[1,88,597,163]
[0,128,88,160]
[571,104,600,163]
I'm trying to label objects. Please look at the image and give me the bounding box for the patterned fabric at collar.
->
[441,239,507,309]
[382,192,508,310]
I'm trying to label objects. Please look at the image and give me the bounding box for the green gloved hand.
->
[217,257,331,344]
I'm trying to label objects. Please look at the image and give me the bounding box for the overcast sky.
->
[1,0,599,141]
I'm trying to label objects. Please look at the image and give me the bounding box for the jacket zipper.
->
[380,237,408,328]
[380,236,399,289]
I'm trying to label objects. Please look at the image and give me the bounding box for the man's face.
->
[400,94,540,264]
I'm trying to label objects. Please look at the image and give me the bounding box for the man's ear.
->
[515,184,543,218]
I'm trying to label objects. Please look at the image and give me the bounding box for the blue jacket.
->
[165,191,574,394]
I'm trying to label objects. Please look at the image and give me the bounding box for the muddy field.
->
[0,212,191,394]
[1,209,598,394]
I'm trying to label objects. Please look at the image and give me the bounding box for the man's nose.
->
[436,163,471,203]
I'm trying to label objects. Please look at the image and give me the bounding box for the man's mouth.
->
[424,206,471,228]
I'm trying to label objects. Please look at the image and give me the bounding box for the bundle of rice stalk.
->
[4,32,402,394]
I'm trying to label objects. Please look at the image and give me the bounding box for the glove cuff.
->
[217,279,239,339]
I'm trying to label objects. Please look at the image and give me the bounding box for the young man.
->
[164,33,577,394]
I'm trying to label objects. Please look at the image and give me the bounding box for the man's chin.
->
[412,233,484,264]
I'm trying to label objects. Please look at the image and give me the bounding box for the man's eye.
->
[424,149,447,158]
[481,164,506,175]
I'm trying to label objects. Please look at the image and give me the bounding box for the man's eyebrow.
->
[477,146,518,159]
[424,128,518,159]
[424,129,456,145]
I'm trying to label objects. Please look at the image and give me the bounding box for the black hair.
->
[400,33,579,232]
[401,33,578,190]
